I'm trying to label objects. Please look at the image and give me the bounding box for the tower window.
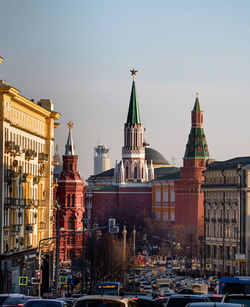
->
[70,163,73,171]
[68,217,74,230]
[125,166,129,180]
[134,166,138,180]
[67,195,70,207]
[72,194,75,207]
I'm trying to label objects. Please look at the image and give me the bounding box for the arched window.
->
[126,166,129,180]
[68,217,74,230]
[67,194,70,207]
[134,166,138,180]
[72,194,75,207]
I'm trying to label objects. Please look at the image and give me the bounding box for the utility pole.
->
[133,226,136,293]
[55,201,60,298]
[122,225,127,284]
[81,212,87,293]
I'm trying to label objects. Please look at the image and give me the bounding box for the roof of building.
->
[88,168,115,180]
[193,94,202,112]
[206,156,250,169]
[184,94,209,159]
[126,80,141,125]
[93,185,118,191]
[65,122,75,156]
[145,146,171,167]
[154,166,180,180]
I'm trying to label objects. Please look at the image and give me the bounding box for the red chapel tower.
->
[56,122,85,264]
[174,92,209,237]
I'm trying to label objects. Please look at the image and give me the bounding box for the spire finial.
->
[67,121,73,132]
[56,144,59,153]
[130,68,138,81]
[196,89,199,97]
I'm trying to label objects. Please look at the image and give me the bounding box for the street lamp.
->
[133,226,136,293]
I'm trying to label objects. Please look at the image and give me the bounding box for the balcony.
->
[4,198,19,208]
[224,218,230,223]
[38,153,49,163]
[4,169,15,182]
[5,141,21,156]
[39,222,46,230]
[20,173,28,183]
[218,218,223,222]
[33,176,41,184]
[25,224,33,233]
[211,218,216,222]
[231,218,237,223]
[10,224,19,235]
[25,149,37,160]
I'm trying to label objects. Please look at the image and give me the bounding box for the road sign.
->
[235,254,246,262]
[59,275,67,285]
[206,263,211,270]
[19,276,28,285]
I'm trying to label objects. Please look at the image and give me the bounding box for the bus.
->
[219,276,250,294]
[96,282,121,296]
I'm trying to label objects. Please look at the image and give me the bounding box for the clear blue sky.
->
[1,0,250,178]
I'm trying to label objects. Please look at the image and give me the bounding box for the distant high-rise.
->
[94,144,110,175]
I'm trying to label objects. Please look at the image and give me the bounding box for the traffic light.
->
[36,270,42,282]
[108,219,119,233]
[109,219,115,233]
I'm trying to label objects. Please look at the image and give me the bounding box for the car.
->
[127,295,164,307]
[186,303,245,307]
[0,294,23,307]
[222,293,250,307]
[72,295,138,307]
[58,298,77,307]
[3,296,38,307]
[23,299,68,306]
[165,294,209,307]
[205,294,223,302]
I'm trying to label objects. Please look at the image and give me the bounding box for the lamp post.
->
[81,212,87,293]
[55,200,60,298]
[133,226,136,293]
[122,225,127,284]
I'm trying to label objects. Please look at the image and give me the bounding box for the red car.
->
[3,296,38,307]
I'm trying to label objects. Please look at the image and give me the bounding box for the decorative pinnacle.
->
[196,89,199,97]
[56,144,59,153]
[130,68,138,81]
[67,121,73,131]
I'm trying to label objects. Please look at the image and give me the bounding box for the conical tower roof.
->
[184,93,209,159]
[65,121,75,155]
[126,69,141,125]
[193,92,202,112]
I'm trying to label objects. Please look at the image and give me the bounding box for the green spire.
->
[193,90,202,112]
[126,80,141,124]
[184,92,209,159]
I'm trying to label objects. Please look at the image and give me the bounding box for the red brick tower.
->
[56,122,85,265]
[174,92,209,237]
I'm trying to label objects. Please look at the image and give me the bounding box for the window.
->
[134,166,138,180]
[156,190,161,203]
[171,190,175,202]
[126,166,129,180]
[213,245,217,258]
[171,212,175,221]
[70,163,73,171]
[207,245,211,258]
[155,212,161,220]
[163,212,168,221]
[72,194,75,206]
[68,217,74,230]
[67,195,70,207]
[163,190,168,202]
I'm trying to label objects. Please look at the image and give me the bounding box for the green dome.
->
[145,146,170,166]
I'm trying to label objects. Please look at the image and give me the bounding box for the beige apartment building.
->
[0,79,60,292]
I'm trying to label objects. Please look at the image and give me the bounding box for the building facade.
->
[0,79,60,292]
[175,92,209,238]
[202,157,250,276]
[55,122,85,266]
[94,144,110,175]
